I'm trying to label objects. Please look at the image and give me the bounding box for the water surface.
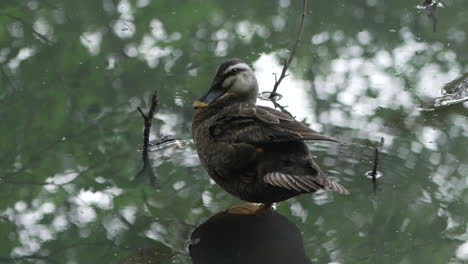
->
[1,0,468,263]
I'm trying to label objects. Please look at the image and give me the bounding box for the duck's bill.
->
[193,88,225,108]
[193,100,208,108]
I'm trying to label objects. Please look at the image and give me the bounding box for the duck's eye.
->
[231,68,237,73]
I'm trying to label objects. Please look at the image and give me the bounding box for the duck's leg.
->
[227,202,273,215]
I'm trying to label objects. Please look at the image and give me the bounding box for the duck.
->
[192,58,349,214]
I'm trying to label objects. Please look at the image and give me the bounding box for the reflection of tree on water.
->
[189,209,312,264]
[1,0,468,262]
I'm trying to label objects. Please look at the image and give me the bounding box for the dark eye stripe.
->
[223,68,246,79]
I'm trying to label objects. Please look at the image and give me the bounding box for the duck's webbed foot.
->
[227,202,273,215]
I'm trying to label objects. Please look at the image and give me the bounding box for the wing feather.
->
[323,177,350,195]
[264,172,349,195]
[276,173,295,191]
[280,174,302,192]
[211,103,337,144]
[295,175,323,191]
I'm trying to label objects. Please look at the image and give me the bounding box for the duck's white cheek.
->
[222,76,235,89]
[230,72,251,93]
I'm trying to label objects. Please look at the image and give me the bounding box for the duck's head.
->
[193,58,258,109]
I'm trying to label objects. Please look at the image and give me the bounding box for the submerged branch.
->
[418,0,443,33]
[371,137,385,194]
[136,90,159,186]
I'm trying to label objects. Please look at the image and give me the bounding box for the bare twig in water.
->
[271,99,294,118]
[136,90,159,185]
[419,0,443,33]
[270,0,307,98]
[268,0,307,117]
[429,11,438,33]
[371,137,385,194]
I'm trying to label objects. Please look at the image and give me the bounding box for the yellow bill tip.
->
[193,100,208,108]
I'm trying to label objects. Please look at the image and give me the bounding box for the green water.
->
[1,0,467,263]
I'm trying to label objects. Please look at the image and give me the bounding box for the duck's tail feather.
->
[323,177,350,195]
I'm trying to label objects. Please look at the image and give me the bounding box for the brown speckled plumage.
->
[192,58,348,203]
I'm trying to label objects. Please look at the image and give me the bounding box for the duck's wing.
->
[212,104,337,144]
[264,172,349,195]
[211,104,349,195]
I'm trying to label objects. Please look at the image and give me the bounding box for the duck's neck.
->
[193,93,256,125]
[216,93,257,107]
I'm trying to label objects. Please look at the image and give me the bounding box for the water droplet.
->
[146,136,188,152]
[365,171,383,179]
[258,91,283,101]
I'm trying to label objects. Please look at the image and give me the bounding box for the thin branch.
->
[137,107,146,120]
[0,13,56,45]
[270,0,307,98]
[271,99,294,118]
[136,90,159,186]
[371,137,385,194]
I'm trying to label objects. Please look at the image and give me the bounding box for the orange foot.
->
[227,203,272,215]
